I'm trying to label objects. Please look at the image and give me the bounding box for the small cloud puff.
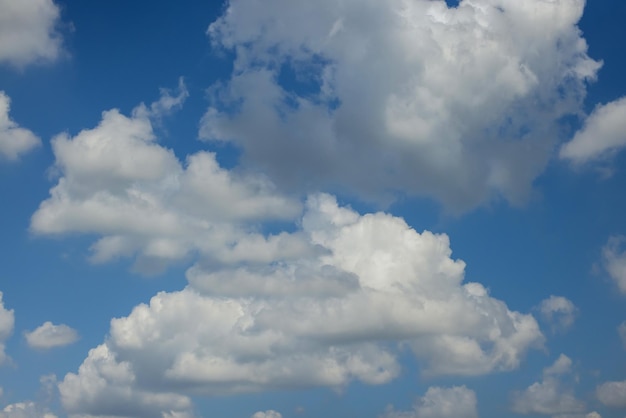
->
[24,322,78,349]
[596,380,626,408]
[560,96,626,166]
[381,386,478,418]
[251,411,282,418]
[0,92,41,161]
[601,236,626,294]
[538,295,578,333]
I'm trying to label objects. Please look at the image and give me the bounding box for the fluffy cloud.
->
[24,321,79,349]
[381,386,478,418]
[0,292,14,365]
[596,380,626,408]
[251,411,282,418]
[0,402,57,418]
[538,296,578,333]
[560,97,626,165]
[511,354,589,417]
[0,0,63,67]
[0,92,41,161]
[601,236,626,294]
[201,0,600,210]
[59,194,543,417]
[30,83,301,273]
[59,344,193,418]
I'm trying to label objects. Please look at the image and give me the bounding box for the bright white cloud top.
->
[30,87,301,274]
[0,92,41,161]
[24,321,78,349]
[0,402,58,418]
[0,0,63,67]
[57,192,543,416]
[202,0,600,210]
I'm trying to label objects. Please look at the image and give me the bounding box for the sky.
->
[0,0,626,417]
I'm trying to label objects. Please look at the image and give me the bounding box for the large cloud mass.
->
[201,0,600,210]
[0,0,63,67]
[59,194,543,417]
[30,85,301,274]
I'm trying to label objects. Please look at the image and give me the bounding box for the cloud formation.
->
[511,354,597,418]
[58,194,543,417]
[601,236,626,294]
[0,402,57,418]
[202,0,599,210]
[24,321,79,349]
[538,296,578,333]
[596,380,626,408]
[0,292,14,365]
[382,386,478,418]
[560,97,626,165]
[31,84,301,274]
[0,0,63,67]
[0,92,41,161]
[251,411,282,418]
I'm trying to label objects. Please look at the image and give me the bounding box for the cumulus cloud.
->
[596,380,626,408]
[201,0,600,210]
[538,296,578,333]
[0,0,63,67]
[59,194,543,417]
[30,82,301,274]
[0,92,41,161]
[24,321,78,349]
[560,97,626,165]
[0,402,57,418]
[251,411,282,418]
[511,354,589,417]
[0,292,14,365]
[601,236,626,294]
[381,386,478,418]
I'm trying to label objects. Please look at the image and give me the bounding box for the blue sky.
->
[1,0,626,417]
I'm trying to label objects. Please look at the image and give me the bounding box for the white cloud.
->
[59,194,543,417]
[596,380,626,408]
[0,402,57,418]
[24,321,79,349]
[251,411,282,418]
[0,92,41,161]
[30,83,301,274]
[539,296,578,333]
[201,0,600,211]
[0,292,14,366]
[601,236,626,294]
[59,344,193,418]
[0,0,63,67]
[560,96,626,165]
[511,354,588,417]
[382,386,478,418]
